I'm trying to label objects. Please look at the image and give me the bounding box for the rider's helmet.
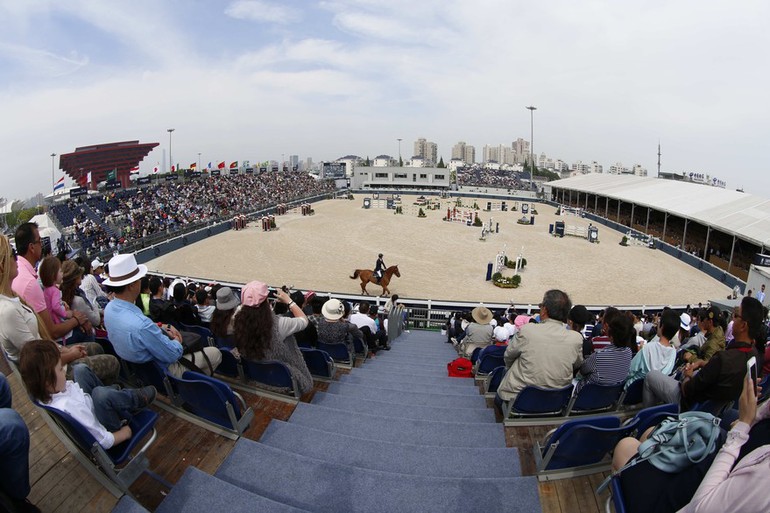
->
[378,253,383,258]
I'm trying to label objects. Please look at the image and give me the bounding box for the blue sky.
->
[1,0,768,200]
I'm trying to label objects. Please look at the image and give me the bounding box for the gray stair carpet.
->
[364,359,451,371]
[216,440,541,513]
[288,402,505,448]
[339,372,479,391]
[156,466,310,513]
[110,496,150,513]
[258,420,521,478]
[331,376,479,395]
[345,367,474,384]
[324,382,483,408]
[311,391,495,423]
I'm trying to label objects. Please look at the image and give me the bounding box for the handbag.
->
[597,411,722,493]
[176,330,214,375]
[447,357,474,378]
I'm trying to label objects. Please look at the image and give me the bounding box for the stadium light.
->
[50,153,56,196]
[397,138,402,166]
[167,128,175,174]
[526,106,537,172]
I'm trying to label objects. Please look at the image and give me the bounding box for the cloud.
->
[0,43,89,78]
[225,1,301,24]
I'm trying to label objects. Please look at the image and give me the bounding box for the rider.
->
[374,253,386,283]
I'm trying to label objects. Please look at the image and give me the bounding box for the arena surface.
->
[146,195,732,306]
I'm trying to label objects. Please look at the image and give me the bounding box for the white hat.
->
[91,258,104,269]
[322,299,345,321]
[680,313,691,331]
[102,254,147,287]
[493,326,509,343]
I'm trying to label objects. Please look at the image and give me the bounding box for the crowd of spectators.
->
[54,172,335,259]
[456,168,527,190]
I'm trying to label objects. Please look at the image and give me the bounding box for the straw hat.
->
[471,306,492,325]
[322,299,345,321]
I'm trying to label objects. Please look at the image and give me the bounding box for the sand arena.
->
[146,195,732,307]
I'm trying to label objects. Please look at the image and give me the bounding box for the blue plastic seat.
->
[506,383,574,418]
[469,347,482,364]
[352,336,368,357]
[317,342,353,366]
[300,348,335,380]
[626,403,678,438]
[475,346,506,377]
[35,402,159,492]
[213,336,233,348]
[607,475,627,513]
[179,323,215,346]
[485,366,506,397]
[166,371,253,436]
[567,382,624,415]
[241,358,300,398]
[125,360,174,398]
[620,378,644,406]
[216,348,242,379]
[690,399,732,416]
[535,415,639,479]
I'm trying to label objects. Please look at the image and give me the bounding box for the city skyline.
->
[1,1,768,200]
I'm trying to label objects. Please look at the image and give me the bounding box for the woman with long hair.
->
[233,281,312,395]
[60,260,100,344]
[210,287,238,341]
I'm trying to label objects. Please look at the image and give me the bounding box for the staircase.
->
[112,331,542,513]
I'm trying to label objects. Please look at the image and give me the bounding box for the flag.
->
[207,162,212,169]
[86,171,92,183]
[130,165,140,171]
[190,162,197,169]
[230,161,238,169]
[171,165,176,172]
[217,161,225,169]
[54,176,65,192]
[153,163,159,174]
[107,168,117,181]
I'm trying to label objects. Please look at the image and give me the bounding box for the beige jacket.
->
[497,318,583,402]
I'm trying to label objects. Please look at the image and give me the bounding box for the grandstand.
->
[5,174,768,513]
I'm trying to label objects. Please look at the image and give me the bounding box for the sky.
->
[1,0,768,201]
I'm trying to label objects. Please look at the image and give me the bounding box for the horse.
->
[350,265,401,296]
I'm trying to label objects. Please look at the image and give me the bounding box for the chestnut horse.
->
[350,265,401,296]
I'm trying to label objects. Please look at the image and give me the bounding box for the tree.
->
[399,156,403,167]
[364,156,371,167]
[437,157,445,168]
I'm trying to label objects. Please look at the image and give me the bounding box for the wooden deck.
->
[5,355,610,513]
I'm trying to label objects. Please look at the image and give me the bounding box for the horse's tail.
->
[350,270,360,279]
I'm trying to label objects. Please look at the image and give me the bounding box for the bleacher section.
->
[112,330,543,513]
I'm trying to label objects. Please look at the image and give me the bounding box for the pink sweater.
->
[679,401,770,512]
[43,285,67,324]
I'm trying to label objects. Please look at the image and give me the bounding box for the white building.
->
[349,166,450,190]
[373,155,396,167]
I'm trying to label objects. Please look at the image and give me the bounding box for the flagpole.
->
[50,153,57,199]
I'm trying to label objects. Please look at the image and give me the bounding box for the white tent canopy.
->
[549,174,770,249]
[30,213,61,247]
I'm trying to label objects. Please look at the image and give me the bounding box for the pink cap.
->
[514,315,531,328]
[241,280,268,307]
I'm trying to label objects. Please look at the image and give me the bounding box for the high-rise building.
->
[483,145,500,164]
[463,145,475,165]
[289,155,299,170]
[451,141,466,161]
[413,137,438,166]
[512,138,530,164]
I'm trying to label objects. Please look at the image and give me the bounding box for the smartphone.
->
[747,356,758,386]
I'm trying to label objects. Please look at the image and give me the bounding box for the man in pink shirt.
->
[12,223,85,340]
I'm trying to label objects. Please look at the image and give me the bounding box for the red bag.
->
[447,357,473,378]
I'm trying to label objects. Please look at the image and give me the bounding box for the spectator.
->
[497,289,583,406]
[135,276,151,316]
[81,258,108,310]
[568,305,594,358]
[350,301,386,353]
[643,297,761,411]
[39,255,70,327]
[171,281,201,326]
[576,313,634,392]
[13,223,86,342]
[60,261,99,345]
[0,373,40,513]
[316,298,362,356]
[625,309,678,387]
[195,289,215,326]
[457,306,494,358]
[232,281,312,395]
[19,339,156,450]
[148,276,175,324]
[1,235,118,382]
[103,254,221,377]
[210,286,238,341]
[685,306,726,364]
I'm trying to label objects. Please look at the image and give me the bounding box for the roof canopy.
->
[550,174,770,248]
[59,140,159,189]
